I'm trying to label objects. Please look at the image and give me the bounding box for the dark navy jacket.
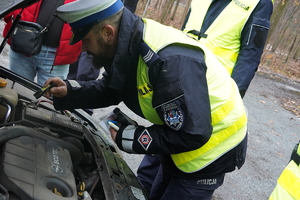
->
[54,8,246,179]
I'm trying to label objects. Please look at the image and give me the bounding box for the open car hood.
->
[0,0,40,19]
[0,67,149,200]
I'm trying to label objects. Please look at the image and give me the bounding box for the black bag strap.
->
[290,141,300,166]
[43,0,65,32]
[187,30,208,40]
[0,8,24,54]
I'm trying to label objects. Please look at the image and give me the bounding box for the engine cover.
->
[0,136,77,200]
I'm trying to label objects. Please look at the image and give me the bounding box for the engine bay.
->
[1,133,78,200]
[0,67,148,200]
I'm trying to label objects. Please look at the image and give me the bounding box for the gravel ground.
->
[1,19,300,200]
[212,71,300,199]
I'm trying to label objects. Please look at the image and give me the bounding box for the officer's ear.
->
[101,25,115,43]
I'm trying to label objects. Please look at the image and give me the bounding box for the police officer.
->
[137,0,273,194]
[65,0,139,116]
[182,0,273,98]
[44,0,248,199]
[137,0,273,193]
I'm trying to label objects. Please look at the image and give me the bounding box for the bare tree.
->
[286,17,300,61]
[171,0,181,20]
[159,0,175,23]
[155,0,163,10]
[180,0,191,27]
[261,0,300,79]
[142,0,152,17]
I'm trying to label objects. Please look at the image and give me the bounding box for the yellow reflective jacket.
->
[183,0,260,75]
[269,141,300,200]
[137,18,247,173]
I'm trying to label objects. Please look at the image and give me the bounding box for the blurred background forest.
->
[134,0,300,82]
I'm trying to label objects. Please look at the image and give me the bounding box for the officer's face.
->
[81,25,117,69]
[82,30,105,57]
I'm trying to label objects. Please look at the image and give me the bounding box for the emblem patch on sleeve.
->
[162,101,184,130]
[138,129,152,151]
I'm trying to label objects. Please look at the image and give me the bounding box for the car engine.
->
[0,134,78,200]
[0,70,148,200]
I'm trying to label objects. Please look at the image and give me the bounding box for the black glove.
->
[113,108,138,126]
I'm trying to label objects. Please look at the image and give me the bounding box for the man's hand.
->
[44,77,67,99]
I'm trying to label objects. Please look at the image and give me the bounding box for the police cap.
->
[56,0,124,45]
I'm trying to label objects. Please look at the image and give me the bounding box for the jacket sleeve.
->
[231,0,273,97]
[115,46,212,154]
[53,71,122,110]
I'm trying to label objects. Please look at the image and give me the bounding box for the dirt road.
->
[212,71,300,199]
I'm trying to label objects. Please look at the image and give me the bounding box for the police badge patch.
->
[138,129,152,151]
[162,101,184,130]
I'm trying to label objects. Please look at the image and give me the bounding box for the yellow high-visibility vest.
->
[183,0,260,75]
[137,18,247,173]
[269,141,300,200]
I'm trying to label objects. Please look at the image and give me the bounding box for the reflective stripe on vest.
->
[183,0,260,75]
[138,18,247,173]
[269,143,300,200]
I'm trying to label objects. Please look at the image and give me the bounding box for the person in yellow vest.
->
[182,0,273,98]
[44,0,248,199]
[269,141,300,200]
[137,0,273,194]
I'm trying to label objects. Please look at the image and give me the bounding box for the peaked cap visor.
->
[55,0,124,45]
[69,20,100,45]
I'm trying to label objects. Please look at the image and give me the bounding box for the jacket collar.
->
[108,8,144,91]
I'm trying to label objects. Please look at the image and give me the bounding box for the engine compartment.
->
[0,134,78,200]
[0,70,148,200]
[0,102,105,200]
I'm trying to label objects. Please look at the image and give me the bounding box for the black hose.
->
[0,96,15,123]
[0,101,11,124]
[61,137,85,157]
